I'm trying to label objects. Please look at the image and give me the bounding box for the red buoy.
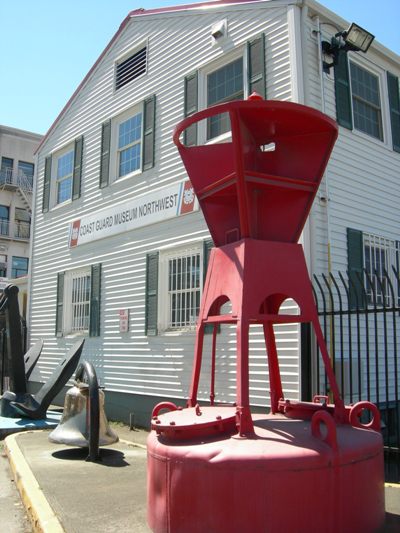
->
[147,97,385,533]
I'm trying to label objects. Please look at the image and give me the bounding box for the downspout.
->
[314,14,335,399]
[314,14,333,276]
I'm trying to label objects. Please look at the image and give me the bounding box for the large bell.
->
[49,361,118,452]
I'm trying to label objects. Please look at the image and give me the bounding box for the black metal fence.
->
[310,269,400,482]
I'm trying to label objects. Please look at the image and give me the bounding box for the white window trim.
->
[109,103,144,185]
[158,243,203,333]
[348,55,391,148]
[50,142,74,209]
[62,267,91,336]
[198,46,248,145]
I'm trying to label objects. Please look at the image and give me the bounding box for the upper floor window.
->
[207,58,244,139]
[117,111,143,178]
[333,52,400,151]
[350,62,383,140]
[42,136,83,213]
[18,161,34,187]
[99,95,155,188]
[55,146,74,204]
[183,36,265,145]
[0,157,13,183]
[115,45,147,91]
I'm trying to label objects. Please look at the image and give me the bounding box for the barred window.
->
[363,233,399,306]
[168,252,201,329]
[71,272,91,333]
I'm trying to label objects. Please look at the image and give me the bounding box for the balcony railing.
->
[0,220,9,237]
[0,220,31,240]
[14,221,30,239]
[0,168,33,193]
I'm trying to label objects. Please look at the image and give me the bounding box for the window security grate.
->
[168,253,201,329]
[72,273,91,332]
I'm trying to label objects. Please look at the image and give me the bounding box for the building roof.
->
[35,0,399,154]
[34,0,267,154]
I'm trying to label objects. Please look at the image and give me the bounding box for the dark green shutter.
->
[42,155,52,213]
[99,120,111,188]
[387,72,400,153]
[334,49,352,129]
[347,228,364,309]
[145,252,159,336]
[184,72,198,146]
[72,135,83,200]
[203,239,215,334]
[143,95,156,170]
[247,34,266,98]
[55,272,65,337]
[89,264,101,337]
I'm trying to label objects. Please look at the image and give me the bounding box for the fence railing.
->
[311,269,400,482]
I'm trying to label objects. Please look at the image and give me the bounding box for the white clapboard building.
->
[29,0,400,425]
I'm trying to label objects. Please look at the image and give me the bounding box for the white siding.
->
[30,3,298,407]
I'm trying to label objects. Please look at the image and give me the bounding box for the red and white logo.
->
[69,219,81,247]
[179,180,196,215]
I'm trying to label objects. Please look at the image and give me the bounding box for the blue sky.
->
[1,0,398,135]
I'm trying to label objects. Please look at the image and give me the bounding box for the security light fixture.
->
[321,22,375,72]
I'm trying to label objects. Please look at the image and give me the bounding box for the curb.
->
[4,431,64,533]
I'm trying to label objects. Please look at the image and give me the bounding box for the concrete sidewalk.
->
[5,425,151,533]
[4,425,400,533]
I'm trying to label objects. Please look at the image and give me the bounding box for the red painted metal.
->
[147,96,385,533]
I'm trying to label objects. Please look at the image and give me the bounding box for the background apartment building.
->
[0,125,42,314]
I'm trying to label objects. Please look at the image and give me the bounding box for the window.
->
[56,264,101,337]
[207,58,244,139]
[183,35,265,144]
[0,254,7,277]
[18,161,34,188]
[117,112,143,177]
[0,157,13,183]
[55,146,74,204]
[363,233,398,306]
[145,241,213,335]
[0,206,9,236]
[99,95,155,188]
[347,228,399,308]
[333,53,399,146]
[167,250,202,329]
[42,136,83,212]
[350,62,383,140]
[12,256,28,278]
[14,208,30,239]
[115,46,147,91]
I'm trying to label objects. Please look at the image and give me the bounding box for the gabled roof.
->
[35,0,263,154]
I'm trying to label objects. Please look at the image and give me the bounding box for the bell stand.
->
[173,94,344,437]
